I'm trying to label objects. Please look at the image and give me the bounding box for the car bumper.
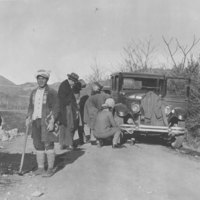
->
[120,124,185,136]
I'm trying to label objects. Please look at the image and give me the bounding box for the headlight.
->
[178,115,183,120]
[127,118,134,124]
[165,105,172,116]
[131,103,140,113]
[117,111,127,117]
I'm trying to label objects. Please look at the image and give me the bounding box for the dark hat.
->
[67,72,79,82]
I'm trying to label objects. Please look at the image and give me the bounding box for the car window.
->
[122,78,142,90]
[111,77,115,90]
[167,78,187,97]
[115,76,119,91]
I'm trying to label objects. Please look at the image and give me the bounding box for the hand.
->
[25,117,31,127]
[47,122,54,132]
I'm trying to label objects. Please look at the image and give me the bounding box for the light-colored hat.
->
[35,69,50,79]
[102,98,115,108]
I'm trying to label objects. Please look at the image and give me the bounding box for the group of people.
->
[26,69,122,177]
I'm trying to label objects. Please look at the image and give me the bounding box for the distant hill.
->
[0,75,23,95]
[19,82,37,91]
[0,74,113,111]
[0,75,15,86]
[0,76,30,110]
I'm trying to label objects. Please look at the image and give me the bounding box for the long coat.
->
[79,95,89,125]
[57,79,78,127]
[27,85,59,142]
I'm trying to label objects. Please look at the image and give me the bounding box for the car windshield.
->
[122,77,163,93]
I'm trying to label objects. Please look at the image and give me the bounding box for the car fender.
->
[114,103,130,118]
[168,107,187,125]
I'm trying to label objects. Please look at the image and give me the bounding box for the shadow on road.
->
[0,152,36,175]
[0,147,85,176]
[54,149,85,174]
[134,135,167,146]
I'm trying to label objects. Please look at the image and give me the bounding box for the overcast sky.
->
[0,0,200,84]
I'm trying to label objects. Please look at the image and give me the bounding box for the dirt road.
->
[1,134,200,200]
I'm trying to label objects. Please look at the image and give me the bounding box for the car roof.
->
[111,72,187,80]
[111,72,165,79]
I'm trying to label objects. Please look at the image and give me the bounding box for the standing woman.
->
[57,72,79,150]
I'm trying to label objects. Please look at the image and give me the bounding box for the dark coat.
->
[57,79,78,127]
[27,85,59,142]
[79,95,89,125]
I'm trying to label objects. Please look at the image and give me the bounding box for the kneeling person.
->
[94,98,121,148]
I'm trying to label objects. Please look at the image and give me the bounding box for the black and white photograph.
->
[1,0,200,199]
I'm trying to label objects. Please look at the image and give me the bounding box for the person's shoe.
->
[96,139,103,148]
[42,168,54,177]
[90,140,97,145]
[60,145,67,150]
[67,144,77,151]
[33,168,45,176]
[112,144,122,149]
[85,136,90,143]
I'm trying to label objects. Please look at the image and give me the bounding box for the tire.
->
[171,135,184,149]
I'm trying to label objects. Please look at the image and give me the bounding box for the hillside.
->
[0,76,29,110]
[0,75,15,86]
[19,82,37,91]
[0,75,24,95]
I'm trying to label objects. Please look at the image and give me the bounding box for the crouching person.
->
[26,69,59,177]
[94,98,122,148]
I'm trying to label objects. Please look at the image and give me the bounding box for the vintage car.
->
[111,72,190,148]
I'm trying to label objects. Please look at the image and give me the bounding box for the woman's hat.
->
[67,72,79,82]
[102,98,115,108]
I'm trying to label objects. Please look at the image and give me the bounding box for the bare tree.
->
[86,59,106,83]
[162,35,200,69]
[121,38,156,72]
